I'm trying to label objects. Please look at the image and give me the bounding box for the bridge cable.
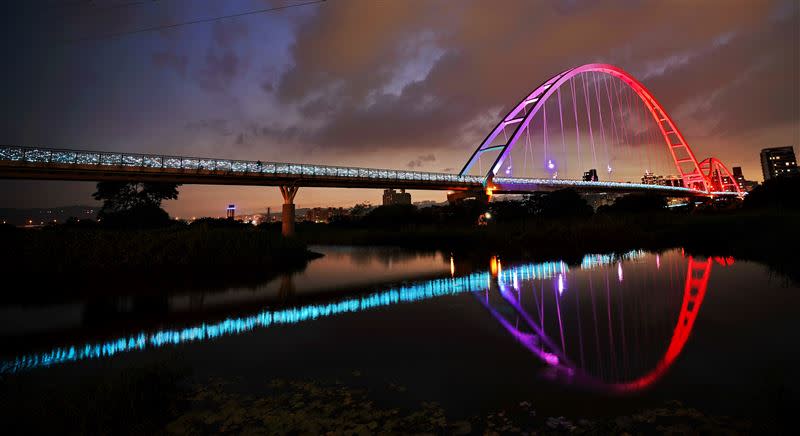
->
[558,86,567,177]
[593,73,610,176]
[543,95,548,176]
[603,75,619,177]
[570,78,582,175]
[581,74,598,172]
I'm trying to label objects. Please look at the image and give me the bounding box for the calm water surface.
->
[1,246,798,419]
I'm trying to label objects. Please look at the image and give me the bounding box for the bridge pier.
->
[279,186,299,237]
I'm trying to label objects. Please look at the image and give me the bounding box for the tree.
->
[93,182,180,227]
[362,204,418,227]
[525,189,593,219]
[743,177,800,210]
[599,193,667,214]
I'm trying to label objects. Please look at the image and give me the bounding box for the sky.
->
[1,0,798,217]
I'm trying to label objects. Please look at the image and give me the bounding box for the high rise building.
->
[662,176,684,187]
[731,167,758,192]
[582,169,598,182]
[382,188,412,206]
[641,171,663,185]
[732,166,745,189]
[760,146,798,180]
[226,204,235,219]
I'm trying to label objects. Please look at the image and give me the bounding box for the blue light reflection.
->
[1,250,645,375]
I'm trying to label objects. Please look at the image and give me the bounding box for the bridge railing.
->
[0,145,485,185]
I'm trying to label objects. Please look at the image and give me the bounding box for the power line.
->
[45,0,152,12]
[64,0,326,44]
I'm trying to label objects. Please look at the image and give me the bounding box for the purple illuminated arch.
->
[460,64,711,192]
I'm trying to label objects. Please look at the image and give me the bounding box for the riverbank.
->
[296,208,800,283]
[0,225,320,296]
[1,368,784,434]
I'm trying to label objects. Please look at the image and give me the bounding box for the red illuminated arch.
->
[460,64,711,191]
[698,157,743,194]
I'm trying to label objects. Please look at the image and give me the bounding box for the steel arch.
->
[460,64,710,192]
[698,157,742,194]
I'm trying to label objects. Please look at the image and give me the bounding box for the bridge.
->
[0,64,742,235]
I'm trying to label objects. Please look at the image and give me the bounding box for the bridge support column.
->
[279,186,299,237]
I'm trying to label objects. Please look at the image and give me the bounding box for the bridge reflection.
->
[1,250,720,389]
[482,253,730,393]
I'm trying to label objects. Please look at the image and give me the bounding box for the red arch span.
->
[699,157,743,194]
[461,64,712,191]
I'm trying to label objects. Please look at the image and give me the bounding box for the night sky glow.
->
[1,0,797,216]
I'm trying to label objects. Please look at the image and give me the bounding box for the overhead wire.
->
[63,0,326,44]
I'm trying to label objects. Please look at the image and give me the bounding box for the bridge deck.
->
[0,145,733,196]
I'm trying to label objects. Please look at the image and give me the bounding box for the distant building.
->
[234,214,266,225]
[662,176,684,187]
[226,204,235,219]
[582,169,598,182]
[304,207,346,223]
[760,146,798,180]
[731,167,758,192]
[382,188,411,206]
[732,166,745,188]
[641,171,663,185]
[642,171,684,187]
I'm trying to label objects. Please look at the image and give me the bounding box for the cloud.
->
[196,48,244,92]
[185,119,233,136]
[212,21,249,48]
[407,153,436,168]
[151,51,188,77]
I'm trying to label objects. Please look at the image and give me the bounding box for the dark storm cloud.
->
[185,119,233,136]
[260,0,795,164]
[212,20,249,48]
[152,51,188,77]
[407,154,436,169]
[196,48,244,92]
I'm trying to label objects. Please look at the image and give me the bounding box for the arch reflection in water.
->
[1,250,648,375]
[483,252,729,393]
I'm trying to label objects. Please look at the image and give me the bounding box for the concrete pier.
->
[279,185,299,237]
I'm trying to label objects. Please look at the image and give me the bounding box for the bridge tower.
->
[279,186,299,237]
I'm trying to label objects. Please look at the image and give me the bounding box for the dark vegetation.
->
[0,182,317,294]
[1,368,785,434]
[0,362,188,436]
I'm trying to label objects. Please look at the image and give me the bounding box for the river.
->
[1,245,798,430]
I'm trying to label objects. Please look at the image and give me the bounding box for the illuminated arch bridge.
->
[0,64,741,233]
